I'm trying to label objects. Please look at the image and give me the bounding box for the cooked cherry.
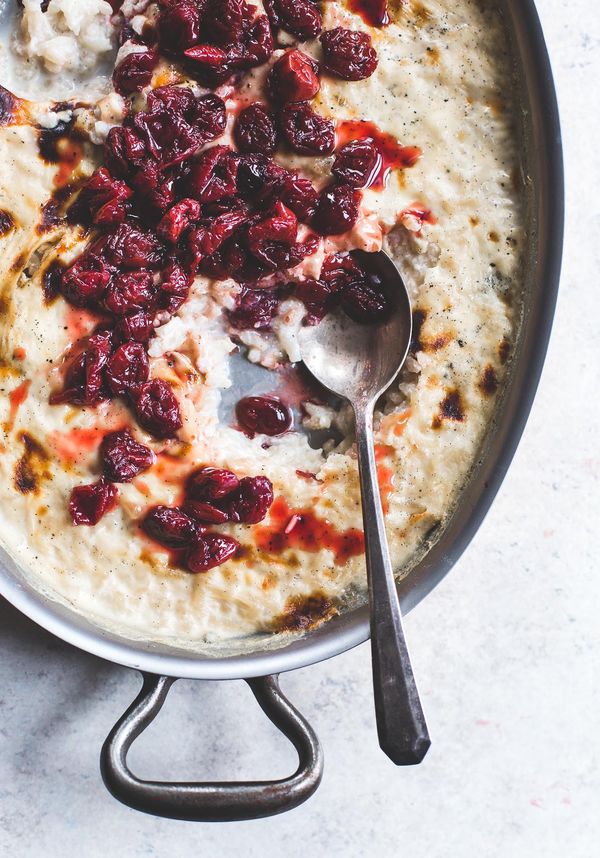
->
[294,277,335,324]
[250,239,304,272]
[278,174,319,223]
[248,202,297,251]
[92,197,128,227]
[227,286,279,330]
[129,160,176,212]
[99,223,164,270]
[79,167,132,227]
[50,330,113,406]
[268,50,320,103]
[312,184,360,235]
[100,429,155,482]
[236,396,292,437]
[113,48,159,95]
[341,272,390,324]
[60,256,111,307]
[188,209,247,265]
[186,466,240,501]
[69,479,119,526]
[145,88,226,146]
[188,146,238,202]
[105,126,147,176]
[184,44,228,66]
[159,264,192,313]
[265,0,322,40]
[235,103,277,155]
[134,378,182,438]
[242,15,274,68]
[185,533,239,572]
[158,1,203,52]
[206,0,252,46]
[280,102,335,156]
[157,198,201,244]
[133,108,202,169]
[116,310,155,343]
[332,139,380,187]
[147,84,198,115]
[184,500,230,525]
[247,204,308,272]
[320,27,378,81]
[141,505,200,548]
[320,252,363,290]
[104,271,157,316]
[106,341,150,397]
[198,238,258,282]
[191,93,228,143]
[285,233,320,268]
[227,475,274,524]
[236,153,283,201]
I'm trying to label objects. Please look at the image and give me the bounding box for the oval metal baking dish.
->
[0,0,563,822]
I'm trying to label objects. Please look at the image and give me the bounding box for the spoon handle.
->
[353,406,431,765]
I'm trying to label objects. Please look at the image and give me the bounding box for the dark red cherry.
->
[265,0,322,40]
[141,505,200,548]
[134,379,182,439]
[236,396,292,437]
[280,102,335,156]
[113,49,159,95]
[106,342,150,397]
[332,139,380,188]
[185,533,239,572]
[227,287,279,331]
[100,429,155,482]
[227,476,274,524]
[312,185,360,235]
[320,27,378,81]
[234,103,277,155]
[341,272,390,324]
[69,479,119,526]
[184,500,230,525]
[268,50,320,103]
[186,466,240,501]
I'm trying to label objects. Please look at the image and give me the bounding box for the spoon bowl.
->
[299,250,413,407]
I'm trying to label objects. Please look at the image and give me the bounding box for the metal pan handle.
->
[100,672,323,822]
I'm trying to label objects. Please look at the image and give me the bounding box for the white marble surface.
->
[1,1,598,854]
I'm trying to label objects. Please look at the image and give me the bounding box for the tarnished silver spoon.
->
[299,249,430,765]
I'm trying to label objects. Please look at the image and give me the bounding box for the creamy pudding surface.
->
[0,0,523,650]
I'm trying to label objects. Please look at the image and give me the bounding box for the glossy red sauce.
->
[336,120,422,190]
[13,347,26,361]
[393,408,411,436]
[348,0,389,27]
[134,479,153,498]
[7,380,31,431]
[400,204,437,230]
[255,496,365,564]
[49,426,107,463]
[154,451,193,488]
[375,444,395,515]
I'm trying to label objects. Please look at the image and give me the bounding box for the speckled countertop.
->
[0,0,598,854]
